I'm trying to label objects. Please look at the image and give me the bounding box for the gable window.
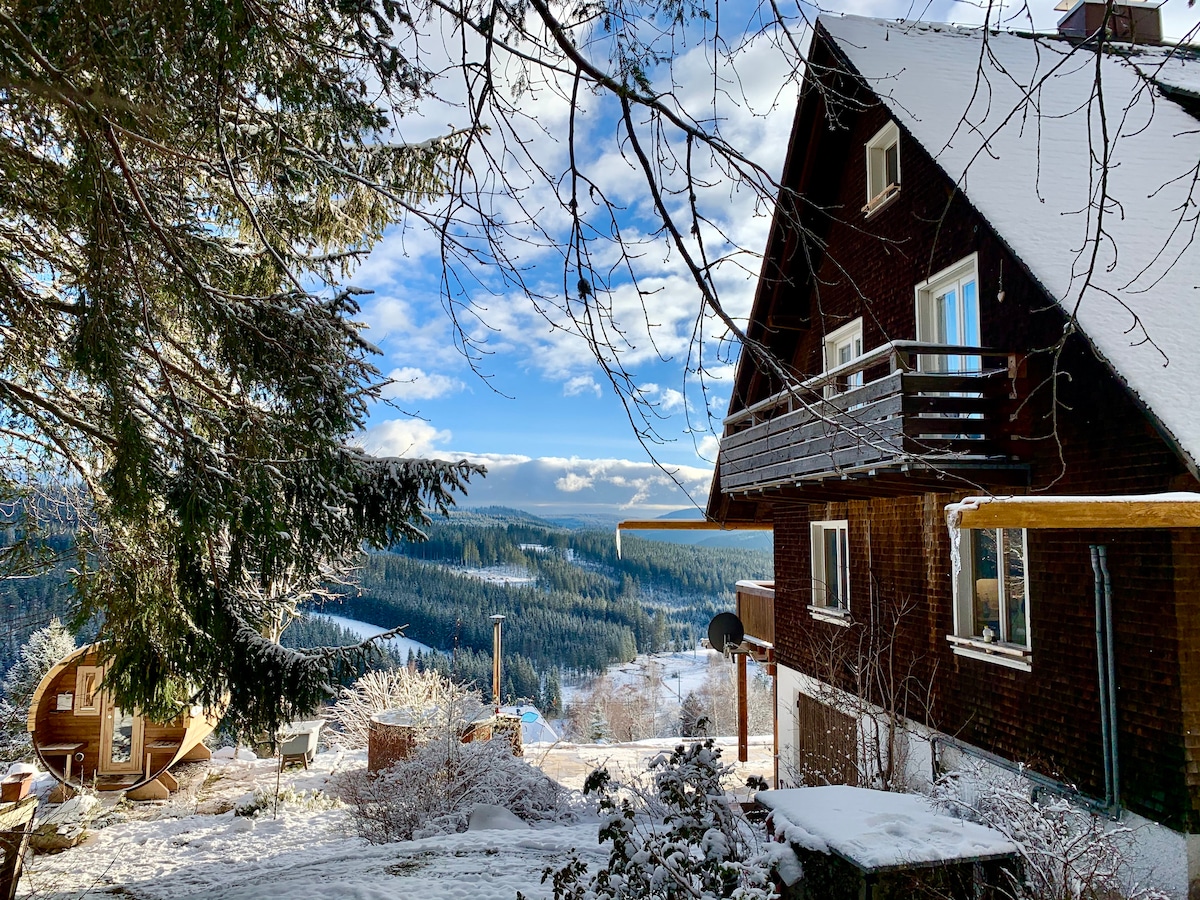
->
[915,254,980,373]
[823,318,864,398]
[863,121,900,214]
[810,520,850,622]
[949,527,1031,670]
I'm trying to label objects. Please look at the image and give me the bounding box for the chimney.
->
[1056,0,1163,45]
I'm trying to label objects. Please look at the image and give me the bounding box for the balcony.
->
[736,580,775,646]
[719,342,1024,496]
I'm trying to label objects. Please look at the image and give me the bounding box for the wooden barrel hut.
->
[27,644,219,801]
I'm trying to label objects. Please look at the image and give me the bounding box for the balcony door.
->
[915,255,980,374]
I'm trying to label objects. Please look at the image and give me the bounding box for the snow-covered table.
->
[757,786,1019,898]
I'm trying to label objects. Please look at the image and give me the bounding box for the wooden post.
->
[737,650,748,763]
[0,797,37,900]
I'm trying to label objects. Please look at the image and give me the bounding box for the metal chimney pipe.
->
[490,614,506,712]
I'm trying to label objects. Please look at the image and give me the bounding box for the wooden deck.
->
[719,342,1022,494]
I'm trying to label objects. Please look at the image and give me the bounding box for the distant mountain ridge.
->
[456,505,773,551]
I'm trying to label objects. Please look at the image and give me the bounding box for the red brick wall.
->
[760,36,1200,829]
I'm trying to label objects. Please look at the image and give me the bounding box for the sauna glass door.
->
[100,700,145,775]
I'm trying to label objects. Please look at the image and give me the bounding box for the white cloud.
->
[563,374,602,398]
[659,388,686,414]
[555,472,595,492]
[420,453,715,516]
[381,367,464,401]
[695,434,721,462]
[358,418,452,457]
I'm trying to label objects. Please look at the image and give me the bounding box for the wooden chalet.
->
[707,7,1200,895]
[27,644,217,801]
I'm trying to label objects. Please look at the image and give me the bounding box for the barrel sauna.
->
[26,645,220,801]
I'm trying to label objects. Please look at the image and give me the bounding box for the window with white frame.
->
[915,254,980,374]
[863,121,900,214]
[953,528,1030,652]
[823,318,864,398]
[810,520,850,613]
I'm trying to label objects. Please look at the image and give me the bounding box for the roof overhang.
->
[945,492,1200,530]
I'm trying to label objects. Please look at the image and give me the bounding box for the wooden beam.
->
[950,494,1200,530]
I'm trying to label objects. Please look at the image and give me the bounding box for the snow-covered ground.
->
[313,613,437,658]
[19,737,774,899]
[450,564,537,586]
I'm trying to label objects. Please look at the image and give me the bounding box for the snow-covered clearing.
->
[562,646,761,708]
[451,564,537,586]
[19,736,773,899]
[312,613,437,658]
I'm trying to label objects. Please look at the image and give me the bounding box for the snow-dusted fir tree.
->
[0,1,481,734]
[0,619,76,762]
[531,740,778,900]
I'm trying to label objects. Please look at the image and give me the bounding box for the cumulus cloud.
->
[358,418,452,457]
[563,374,602,398]
[555,472,595,492]
[381,367,464,401]
[695,434,721,462]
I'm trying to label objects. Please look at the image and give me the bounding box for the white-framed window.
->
[823,318,864,398]
[949,527,1031,669]
[810,520,850,616]
[863,121,900,214]
[915,254,981,373]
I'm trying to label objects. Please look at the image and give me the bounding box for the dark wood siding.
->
[753,29,1200,831]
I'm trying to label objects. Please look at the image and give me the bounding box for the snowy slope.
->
[821,15,1200,471]
[314,613,437,658]
[21,738,773,899]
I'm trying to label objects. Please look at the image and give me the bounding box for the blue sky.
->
[347,0,1198,519]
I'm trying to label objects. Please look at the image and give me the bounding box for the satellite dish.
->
[707,612,745,653]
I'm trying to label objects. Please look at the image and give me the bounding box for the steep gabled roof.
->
[819,15,1200,475]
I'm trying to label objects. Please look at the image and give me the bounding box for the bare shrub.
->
[932,761,1169,900]
[339,734,586,843]
[324,667,487,749]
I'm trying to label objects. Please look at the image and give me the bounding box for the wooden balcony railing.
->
[736,580,775,646]
[720,342,1017,493]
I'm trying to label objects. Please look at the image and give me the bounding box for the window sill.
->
[862,183,900,216]
[808,605,853,628]
[946,635,1032,672]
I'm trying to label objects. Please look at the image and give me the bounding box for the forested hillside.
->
[2,508,772,710]
[315,508,772,705]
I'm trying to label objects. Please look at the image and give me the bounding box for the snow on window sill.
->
[862,183,900,216]
[808,605,853,628]
[946,635,1032,672]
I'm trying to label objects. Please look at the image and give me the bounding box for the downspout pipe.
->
[1090,544,1120,817]
[1099,545,1121,815]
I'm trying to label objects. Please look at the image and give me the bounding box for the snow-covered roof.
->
[758,785,1018,872]
[820,15,1200,473]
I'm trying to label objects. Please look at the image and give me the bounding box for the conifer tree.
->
[0,0,481,733]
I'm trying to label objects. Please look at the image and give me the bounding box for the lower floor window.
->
[959,528,1029,646]
[811,520,850,612]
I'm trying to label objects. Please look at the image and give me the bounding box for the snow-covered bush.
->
[530,739,779,900]
[235,786,341,818]
[341,732,583,843]
[324,667,487,749]
[0,618,76,762]
[932,761,1169,900]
